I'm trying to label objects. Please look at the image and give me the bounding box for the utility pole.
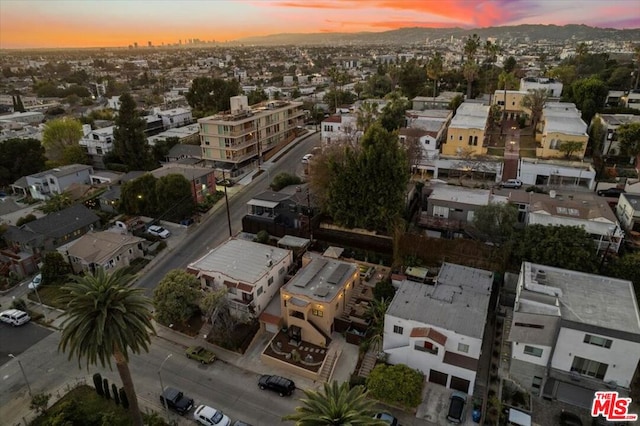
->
[8,354,31,397]
[222,170,232,237]
[158,354,172,421]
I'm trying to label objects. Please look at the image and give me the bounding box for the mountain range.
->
[233,24,640,46]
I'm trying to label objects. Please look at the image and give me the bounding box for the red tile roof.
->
[410,327,447,346]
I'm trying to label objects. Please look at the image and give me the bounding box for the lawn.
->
[28,285,66,309]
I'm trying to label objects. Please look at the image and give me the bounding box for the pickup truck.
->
[160,387,194,415]
[185,345,216,364]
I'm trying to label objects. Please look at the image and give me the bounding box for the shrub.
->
[270,172,302,191]
[16,214,37,227]
[11,298,27,311]
[349,375,367,389]
[30,393,51,414]
[366,364,424,408]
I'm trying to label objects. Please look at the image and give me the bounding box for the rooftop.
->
[63,231,144,265]
[543,103,587,135]
[519,262,640,334]
[449,102,490,130]
[429,184,507,206]
[188,238,291,285]
[28,164,92,180]
[283,252,358,303]
[598,113,640,127]
[387,263,493,339]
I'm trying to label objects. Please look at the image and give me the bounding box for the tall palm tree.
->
[463,60,479,99]
[283,381,387,426]
[57,268,154,426]
[521,88,549,137]
[426,52,444,99]
[356,101,378,133]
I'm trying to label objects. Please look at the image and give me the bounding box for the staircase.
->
[340,281,366,321]
[318,349,340,383]
[357,350,377,378]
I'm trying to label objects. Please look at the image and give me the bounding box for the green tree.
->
[512,225,598,273]
[185,77,241,117]
[30,392,51,414]
[606,253,640,299]
[41,251,72,286]
[247,89,268,105]
[270,172,302,191]
[0,138,46,186]
[498,71,519,90]
[616,122,640,167]
[397,59,427,99]
[503,56,517,73]
[113,93,154,171]
[570,76,608,123]
[558,140,585,158]
[324,123,409,232]
[120,174,158,216]
[365,74,393,98]
[153,269,201,326]
[16,214,37,227]
[356,101,378,132]
[589,118,606,155]
[364,297,390,353]
[42,117,83,163]
[151,136,180,163]
[155,174,195,222]
[57,268,153,426]
[379,91,410,132]
[39,193,73,213]
[427,52,444,99]
[472,203,518,245]
[521,88,550,137]
[62,144,90,165]
[463,60,479,99]
[448,94,464,111]
[464,33,481,62]
[367,364,424,408]
[283,381,386,426]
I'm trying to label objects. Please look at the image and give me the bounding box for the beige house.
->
[537,103,588,159]
[198,95,304,170]
[492,90,529,121]
[442,102,490,156]
[59,231,145,274]
[280,253,359,347]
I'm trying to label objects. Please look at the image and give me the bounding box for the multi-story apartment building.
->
[537,103,588,159]
[187,239,293,320]
[198,95,304,170]
[442,102,490,156]
[508,262,640,407]
[383,263,493,394]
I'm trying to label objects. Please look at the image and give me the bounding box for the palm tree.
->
[521,88,549,137]
[283,381,387,426]
[365,297,390,353]
[463,60,479,99]
[426,52,444,99]
[356,101,378,132]
[57,268,154,426]
[464,34,481,63]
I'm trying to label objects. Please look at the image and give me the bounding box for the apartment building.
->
[442,102,490,156]
[591,113,640,157]
[187,239,293,320]
[492,90,529,121]
[520,77,563,97]
[280,253,359,348]
[198,95,304,169]
[508,262,640,407]
[383,263,493,394]
[537,103,588,159]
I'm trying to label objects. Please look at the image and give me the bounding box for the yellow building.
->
[537,103,588,159]
[492,90,530,121]
[198,95,304,168]
[280,253,359,347]
[442,102,490,156]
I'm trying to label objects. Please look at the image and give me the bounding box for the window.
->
[268,276,274,286]
[473,136,478,146]
[279,267,285,276]
[468,135,473,146]
[584,334,612,349]
[523,345,543,357]
[458,343,469,353]
[128,248,133,254]
[433,206,449,218]
[514,322,544,329]
[393,325,404,335]
[255,286,263,296]
[571,356,608,379]
[458,135,463,141]
[312,308,323,317]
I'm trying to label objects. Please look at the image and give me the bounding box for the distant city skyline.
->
[1,0,638,49]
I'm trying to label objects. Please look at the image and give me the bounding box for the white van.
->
[0,309,31,326]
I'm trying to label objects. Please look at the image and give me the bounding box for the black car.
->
[258,374,295,396]
[597,187,625,197]
[446,391,467,423]
[160,386,194,415]
[560,411,583,426]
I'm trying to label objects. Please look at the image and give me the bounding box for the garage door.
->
[450,376,470,393]
[428,369,448,386]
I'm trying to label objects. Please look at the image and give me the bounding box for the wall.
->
[442,127,487,156]
[537,132,588,159]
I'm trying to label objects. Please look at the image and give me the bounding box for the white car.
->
[0,309,31,326]
[147,225,170,239]
[194,405,231,426]
[28,274,42,290]
[500,179,523,189]
[302,153,314,163]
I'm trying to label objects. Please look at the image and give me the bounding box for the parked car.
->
[0,309,31,326]
[217,178,234,187]
[28,274,42,290]
[560,411,583,426]
[500,179,523,189]
[159,387,194,415]
[302,153,314,163]
[446,391,467,423]
[597,187,625,197]
[185,345,216,364]
[373,412,398,425]
[147,225,170,239]
[193,405,231,426]
[258,374,295,396]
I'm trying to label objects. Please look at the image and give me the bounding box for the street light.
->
[158,354,172,420]
[8,354,32,397]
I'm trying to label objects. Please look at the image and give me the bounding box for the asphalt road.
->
[135,132,320,296]
[0,322,52,366]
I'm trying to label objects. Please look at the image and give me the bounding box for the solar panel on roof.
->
[314,286,330,297]
[327,263,350,285]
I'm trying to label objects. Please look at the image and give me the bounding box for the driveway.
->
[416,382,478,425]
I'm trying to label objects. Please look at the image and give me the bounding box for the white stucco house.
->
[187,239,293,320]
[508,262,640,408]
[383,263,493,394]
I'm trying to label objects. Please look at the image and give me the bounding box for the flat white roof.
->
[428,185,492,206]
[449,102,489,130]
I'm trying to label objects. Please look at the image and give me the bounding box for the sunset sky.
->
[1,0,638,49]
